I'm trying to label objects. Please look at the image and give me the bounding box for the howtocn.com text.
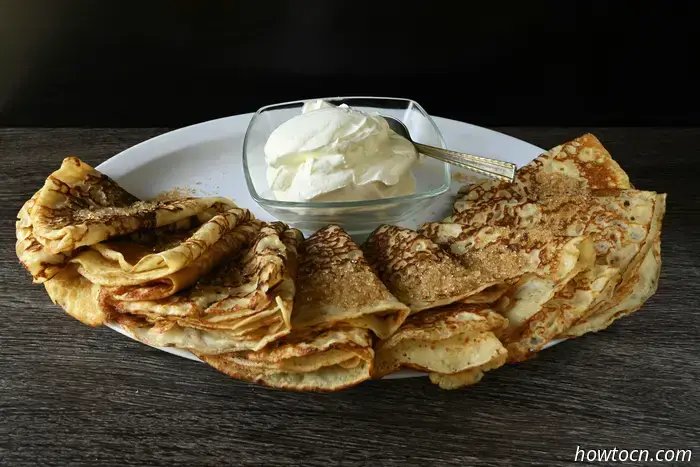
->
[575,446,692,463]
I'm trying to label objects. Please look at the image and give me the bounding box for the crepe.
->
[565,238,661,336]
[554,137,665,336]
[561,194,665,333]
[362,225,521,313]
[16,193,73,283]
[450,188,663,272]
[539,133,631,189]
[419,221,595,360]
[104,222,303,353]
[418,223,593,293]
[363,222,588,320]
[194,226,385,391]
[448,133,667,344]
[71,208,256,300]
[108,310,287,355]
[453,133,631,217]
[44,264,106,326]
[197,326,373,391]
[374,304,508,389]
[290,224,410,339]
[28,157,236,255]
[505,264,620,360]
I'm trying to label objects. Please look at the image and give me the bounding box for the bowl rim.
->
[242,95,451,209]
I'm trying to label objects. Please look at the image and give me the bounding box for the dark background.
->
[1,1,698,127]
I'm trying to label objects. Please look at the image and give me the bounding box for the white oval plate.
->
[98,112,561,379]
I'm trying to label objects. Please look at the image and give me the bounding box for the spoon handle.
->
[413,142,517,182]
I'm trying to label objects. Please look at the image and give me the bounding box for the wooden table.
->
[1,127,698,466]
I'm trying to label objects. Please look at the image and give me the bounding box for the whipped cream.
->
[264,100,418,202]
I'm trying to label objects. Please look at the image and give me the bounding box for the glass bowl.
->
[242,96,450,236]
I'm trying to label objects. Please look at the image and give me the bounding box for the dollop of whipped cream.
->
[264,100,418,202]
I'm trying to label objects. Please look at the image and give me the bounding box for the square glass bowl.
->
[242,96,450,236]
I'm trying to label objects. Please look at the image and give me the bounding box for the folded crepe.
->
[565,237,661,336]
[16,193,73,283]
[363,223,589,322]
[564,190,665,335]
[17,157,237,284]
[419,222,595,361]
[196,225,385,391]
[546,136,665,336]
[506,264,620,359]
[448,133,666,345]
[289,224,410,339]
[453,133,631,216]
[197,326,374,392]
[71,207,255,300]
[373,304,508,390]
[27,157,236,255]
[44,264,106,326]
[104,221,303,353]
[560,194,664,336]
[362,225,519,313]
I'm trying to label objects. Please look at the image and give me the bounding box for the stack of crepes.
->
[16,158,412,391]
[362,133,666,388]
[199,224,410,390]
[17,133,666,392]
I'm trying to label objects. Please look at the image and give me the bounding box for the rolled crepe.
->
[28,157,236,254]
[374,303,508,389]
[104,222,303,353]
[71,208,256,300]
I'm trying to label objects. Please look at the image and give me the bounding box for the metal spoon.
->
[382,115,517,182]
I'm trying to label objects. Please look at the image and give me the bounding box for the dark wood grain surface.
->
[1,127,698,467]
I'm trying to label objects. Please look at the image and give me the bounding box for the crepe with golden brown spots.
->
[505,264,620,361]
[196,326,373,392]
[452,134,631,216]
[194,226,385,391]
[290,225,410,340]
[16,193,73,284]
[451,190,665,343]
[44,264,106,326]
[418,222,595,361]
[565,238,661,336]
[362,225,516,313]
[28,157,236,255]
[449,133,666,345]
[72,208,257,301]
[562,195,665,335]
[373,304,508,389]
[104,222,303,353]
